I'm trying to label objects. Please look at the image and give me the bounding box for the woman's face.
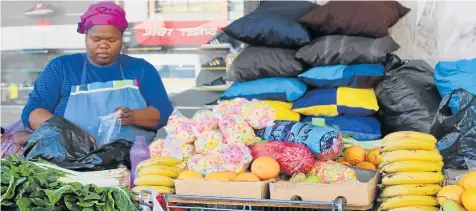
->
[85,25,123,66]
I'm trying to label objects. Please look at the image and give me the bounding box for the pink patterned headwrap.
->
[77,2,128,34]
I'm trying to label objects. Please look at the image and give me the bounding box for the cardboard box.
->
[269,168,379,207]
[175,179,269,199]
[444,168,469,185]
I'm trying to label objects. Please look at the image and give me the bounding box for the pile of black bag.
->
[22,116,132,171]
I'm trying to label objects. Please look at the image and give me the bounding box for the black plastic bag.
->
[22,116,132,171]
[375,56,442,135]
[430,89,476,169]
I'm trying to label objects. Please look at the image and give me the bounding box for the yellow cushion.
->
[264,100,300,121]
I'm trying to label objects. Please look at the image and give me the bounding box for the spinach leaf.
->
[84,192,102,201]
[45,185,79,205]
[32,207,53,211]
[64,195,81,211]
[109,186,137,211]
[30,198,50,207]
[1,200,14,207]
[16,196,31,211]
[1,176,26,202]
[105,189,117,211]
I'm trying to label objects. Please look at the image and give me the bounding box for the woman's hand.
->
[113,107,161,129]
[12,131,32,146]
[115,107,133,126]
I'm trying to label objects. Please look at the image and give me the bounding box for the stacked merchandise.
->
[377,132,444,210]
[142,98,362,195]
[221,0,316,123]
[147,98,276,182]
[294,1,410,142]
[221,1,411,145]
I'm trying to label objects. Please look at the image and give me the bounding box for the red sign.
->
[133,20,228,46]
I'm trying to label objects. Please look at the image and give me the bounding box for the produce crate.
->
[269,168,379,208]
[174,179,269,199]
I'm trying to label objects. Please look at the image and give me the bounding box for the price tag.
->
[311,118,326,127]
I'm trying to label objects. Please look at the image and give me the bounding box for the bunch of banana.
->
[377,131,444,211]
[132,156,182,196]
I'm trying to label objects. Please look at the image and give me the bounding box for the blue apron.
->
[63,56,156,146]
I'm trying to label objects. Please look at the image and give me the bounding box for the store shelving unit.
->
[165,42,236,124]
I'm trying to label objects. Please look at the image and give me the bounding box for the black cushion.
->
[222,1,318,49]
[295,35,400,66]
[227,46,305,82]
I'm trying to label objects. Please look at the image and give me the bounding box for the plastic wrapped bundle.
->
[164,110,197,144]
[192,110,221,133]
[194,130,225,154]
[307,160,357,184]
[187,153,226,176]
[240,99,276,129]
[250,141,314,175]
[214,98,276,129]
[150,137,195,170]
[149,138,164,156]
[219,114,260,145]
[214,98,248,115]
[256,121,342,160]
[214,143,253,173]
[315,133,343,161]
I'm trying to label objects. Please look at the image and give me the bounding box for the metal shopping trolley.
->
[138,190,374,211]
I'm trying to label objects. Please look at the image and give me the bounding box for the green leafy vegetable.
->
[16,196,31,210]
[0,156,139,211]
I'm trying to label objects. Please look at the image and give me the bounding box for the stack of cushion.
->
[221,1,319,121]
[219,1,410,141]
[287,1,410,141]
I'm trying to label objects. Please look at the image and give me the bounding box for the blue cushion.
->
[302,116,381,141]
[220,78,307,102]
[222,1,317,48]
[298,64,384,88]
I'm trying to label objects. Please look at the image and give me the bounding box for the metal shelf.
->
[138,191,367,211]
[200,43,233,50]
[194,85,228,91]
[200,67,227,71]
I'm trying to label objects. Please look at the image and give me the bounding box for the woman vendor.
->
[20,2,173,144]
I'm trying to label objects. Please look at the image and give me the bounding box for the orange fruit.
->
[462,188,476,211]
[205,172,232,182]
[366,147,383,166]
[251,156,280,181]
[177,170,203,180]
[220,170,237,180]
[437,185,465,206]
[457,171,476,190]
[233,172,261,182]
[356,161,376,170]
[344,146,366,165]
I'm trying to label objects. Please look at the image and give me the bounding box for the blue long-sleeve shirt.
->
[21,53,173,131]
